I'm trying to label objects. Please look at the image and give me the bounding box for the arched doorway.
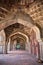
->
[10,34,26,51]
[0,11,43,61]
[7,32,30,53]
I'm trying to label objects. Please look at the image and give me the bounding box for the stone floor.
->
[0,50,43,65]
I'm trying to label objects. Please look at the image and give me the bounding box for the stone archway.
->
[31,26,41,42]
[0,11,33,31]
[30,25,43,60]
[7,32,30,53]
[0,11,42,61]
[0,11,34,54]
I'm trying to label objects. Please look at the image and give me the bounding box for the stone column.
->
[13,40,17,50]
[10,39,13,51]
[4,39,8,54]
[7,38,11,52]
[38,41,43,62]
[34,40,43,63]
[25,37,31,53]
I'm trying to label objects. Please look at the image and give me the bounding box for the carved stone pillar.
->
[4,39,8,54]
[7,38,11,52]
[13,40,17,50]
[38,41,43,62]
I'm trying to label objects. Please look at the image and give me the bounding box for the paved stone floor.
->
[0,50,43,65]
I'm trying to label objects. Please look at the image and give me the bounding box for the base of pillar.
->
[37,59,43,63]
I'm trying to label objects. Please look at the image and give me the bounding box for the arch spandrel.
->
[0,11,34,31]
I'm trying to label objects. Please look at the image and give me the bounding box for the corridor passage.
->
[0,50,43,65]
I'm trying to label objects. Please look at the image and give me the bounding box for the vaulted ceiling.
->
[0,0,43,38]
